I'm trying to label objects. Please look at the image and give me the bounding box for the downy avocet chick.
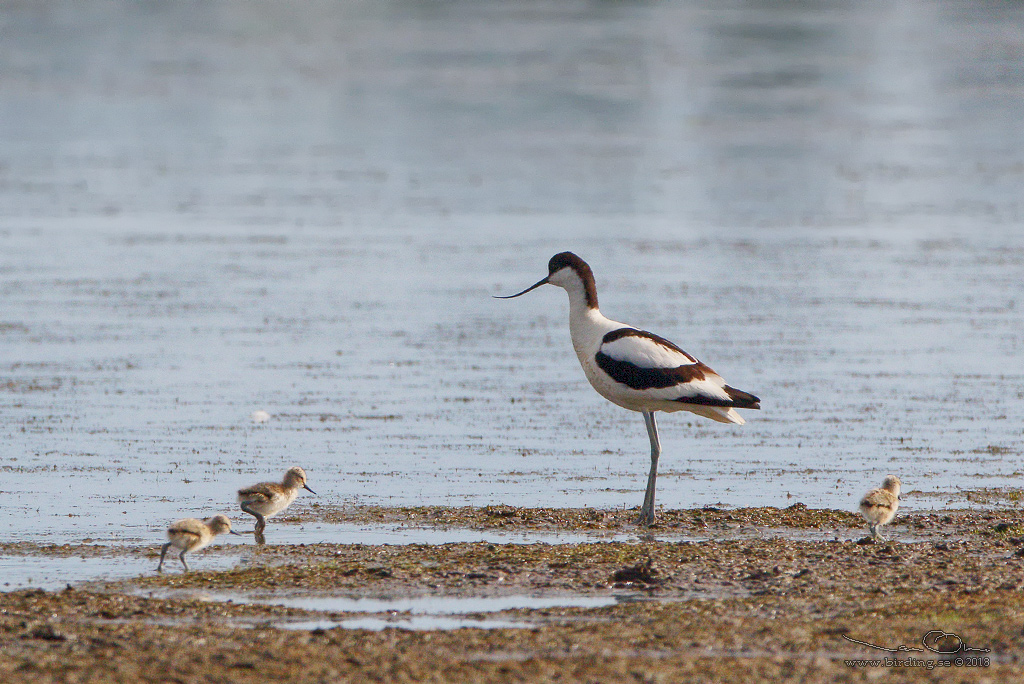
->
[859,475,901,541]
[157,515,239,572]
[238,466,316,540]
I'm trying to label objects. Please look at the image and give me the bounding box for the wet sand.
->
[1,505,1021,682]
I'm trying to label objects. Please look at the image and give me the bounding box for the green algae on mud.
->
[4,537,1024,681]
[286,502,866,531]
[4,507,1024,682]
[5,585,1021,683]
[282,502,1024,542]
[118,534,1024,600]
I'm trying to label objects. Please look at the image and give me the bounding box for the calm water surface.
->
[1,1,1022,545]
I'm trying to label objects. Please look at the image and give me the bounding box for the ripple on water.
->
[280,617,532,631]
[268,594,623,632]
[0,554,238,592]
[144,590,625,631]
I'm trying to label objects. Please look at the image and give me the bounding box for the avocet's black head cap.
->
[548,251,589,275]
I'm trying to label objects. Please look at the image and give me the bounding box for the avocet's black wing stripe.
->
[595,351,712,391]
[722,385,761,409]
[596,327,761,408]
[669,386,761,408]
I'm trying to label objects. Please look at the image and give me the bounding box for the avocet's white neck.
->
[557,273,595,316]
[548,266,622,358]
[567,300,614,353]
[548,263,597,309]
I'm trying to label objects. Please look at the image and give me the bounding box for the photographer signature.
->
[843,631,991,655]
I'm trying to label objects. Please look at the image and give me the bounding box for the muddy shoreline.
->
[1,505,1022,682]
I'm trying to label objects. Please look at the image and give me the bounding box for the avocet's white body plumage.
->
[568,306,746,424]
[499,252,760,525]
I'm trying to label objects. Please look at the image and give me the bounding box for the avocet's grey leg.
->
[157,542,171,572]
[638,411,661,526]
[240,502,266,537]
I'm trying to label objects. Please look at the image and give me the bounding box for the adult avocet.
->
[497,252,760,526]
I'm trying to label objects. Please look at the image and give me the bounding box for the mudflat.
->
[1,505,1020,683]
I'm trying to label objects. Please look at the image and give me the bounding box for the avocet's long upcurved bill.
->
[493,276,549,299]
[496,251,760,527]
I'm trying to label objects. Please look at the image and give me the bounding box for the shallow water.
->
[162,590,620,631]
[1,1,1023,550]
[261,594,620,614]
[0,553,242,591]
[281,617,534,632]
